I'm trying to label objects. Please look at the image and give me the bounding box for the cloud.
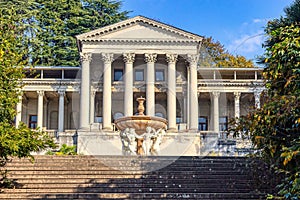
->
[227,31,265,57]
[252,18,270,24]
[225,18,270,59]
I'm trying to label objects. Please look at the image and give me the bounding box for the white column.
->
[37,90,44,129]
[212,91,220,133]
[145,53,157,116]
[254,90,261,109]
[234,92,241,119]
[187,55,199,130]
[79,53,92,129]
[90,90,96,124]
[183,90,188,123]
[166,54,178,131]
[16,94,23,127]
[58,90,65,132]
[102,53,114,130]
[123,53,135,116]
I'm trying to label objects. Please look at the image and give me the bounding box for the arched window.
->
[155,112,164,118]
[113,112,124,120]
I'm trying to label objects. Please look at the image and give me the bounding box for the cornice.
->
[22,80,80,86]
[81,39,199,45]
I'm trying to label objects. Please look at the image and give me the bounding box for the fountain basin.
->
[115,116,167,135]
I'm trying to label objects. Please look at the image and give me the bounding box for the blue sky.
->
[121,0,294,62]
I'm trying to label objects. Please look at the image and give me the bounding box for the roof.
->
[76,15,203,51]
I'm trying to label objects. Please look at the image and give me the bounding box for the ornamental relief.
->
[101,53,114,64]
[80,53,92,63]
[123,53,135,64]
[144,53,157,63]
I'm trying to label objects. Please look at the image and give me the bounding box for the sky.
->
[121,0,295,62]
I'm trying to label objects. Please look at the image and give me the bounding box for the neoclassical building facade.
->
[16,16,264,155]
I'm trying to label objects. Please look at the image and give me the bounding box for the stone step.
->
[5,165,251,171]
[7,174,253,180]
[0,192,265,199]
[13,178,254,184]
[8,169,252,175]
[1,156,271,200]
[7,156,251,163]
[18,182,254,189]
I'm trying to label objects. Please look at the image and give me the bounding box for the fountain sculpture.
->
[115,97,168,155]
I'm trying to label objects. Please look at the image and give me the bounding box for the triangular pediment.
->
[76,16,203,42]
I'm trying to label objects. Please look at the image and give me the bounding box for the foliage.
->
[232,1,300,198]
[30,0,129,66]
[199,36,256,68]
[46,144,77,156]
[0,1,56,188]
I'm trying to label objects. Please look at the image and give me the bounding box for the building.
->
[16,16,264,155]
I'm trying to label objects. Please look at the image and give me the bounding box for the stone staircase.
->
[0,156,273,199]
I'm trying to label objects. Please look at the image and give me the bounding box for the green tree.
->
[199,36,256,68]
[0,1,55,188]
[31,0,129,66]
[232,1,300,199]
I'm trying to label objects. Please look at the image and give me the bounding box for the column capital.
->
[186,54,198,66]
[234,92,241,100]
[212,91,220,98]
[123,53,135,64]
[144,53,157,63]
[58,90,65,97]
[166,54,178,64]
[80,52,92,63]
[91,89,96,97]
[101,53,114,64]
[37,90,44,96]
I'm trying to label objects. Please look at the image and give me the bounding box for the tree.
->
[199,36,256,68]
[232,1,300,199]
[31,0,129,66]
[0,1,55,188]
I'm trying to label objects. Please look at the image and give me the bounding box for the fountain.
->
[115,97,168,155]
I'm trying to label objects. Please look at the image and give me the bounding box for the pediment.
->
[76,16,203,42]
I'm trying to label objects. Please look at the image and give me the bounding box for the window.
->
[114,69,123,81]
[155,112,164,118]
[198,116,208,131]
[176,117,183,124]
[29,115,37,129]
[155,69,165,81]
[135,69,144,81]
[219,116,228,131]
[113,112,124,120]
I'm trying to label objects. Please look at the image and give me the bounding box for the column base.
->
[188,128,198,133]
[167,128,178,133]
[79,126,90,131]
[102,127,113,132]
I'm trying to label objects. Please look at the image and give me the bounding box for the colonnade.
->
[79,53,200,131]
[14,53,262,133]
